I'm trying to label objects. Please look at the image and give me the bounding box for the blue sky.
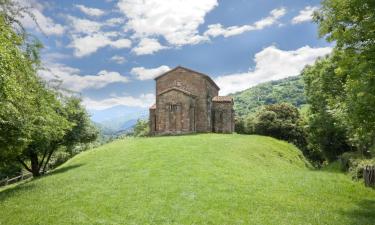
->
[22,0,332,122]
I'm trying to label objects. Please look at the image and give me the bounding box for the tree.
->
[302,57,352,162]
[17,96,98,177]
[234,118,246,134]
[0,8,98,177]
[0,14,41,164]
[311,0,375,156]
[248,103,307,153]
[133,119,149,137]
[61,97,98,155]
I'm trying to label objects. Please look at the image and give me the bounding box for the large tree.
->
[0,2,98,177]
[310,0,375,156]
[302,57,351,161]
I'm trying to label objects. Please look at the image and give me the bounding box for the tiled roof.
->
[149,104,156,109]
[154,66,220,91]
[212,96,233,103]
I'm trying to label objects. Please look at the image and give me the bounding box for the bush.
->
[339,152,375,180]
[348,159,375,180]
[234,118,246,134]
[250,103,307,149]
[133,119,150,137]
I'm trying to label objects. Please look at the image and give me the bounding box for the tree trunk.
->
[29,151,40,177]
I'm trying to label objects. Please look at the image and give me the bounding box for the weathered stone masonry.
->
[149,66,234,135]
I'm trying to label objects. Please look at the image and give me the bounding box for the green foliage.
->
[234,118,246,134]
[132,119,149,137]
[302,57,351,162]
[246,104,309,155]
[0,13,98,177]
[61,97,98,153]
[0,161,21,180]
[1,134,375,225]
[0,14,42,161]
[348,159,375,180]
[231,76,306,117]
[303,0,375,162]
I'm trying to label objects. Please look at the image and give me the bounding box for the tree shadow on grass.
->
[46,163,84,176]
[0,182,37,202]
[0,164,84,202]
[341,199,375,225]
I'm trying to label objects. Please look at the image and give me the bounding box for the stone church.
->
[149,66,234,135]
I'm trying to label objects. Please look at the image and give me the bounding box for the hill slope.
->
[1,134,374,225]
[231,76,306,117]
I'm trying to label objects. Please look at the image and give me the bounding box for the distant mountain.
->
[231,76,306,117]
[91,107,148,135]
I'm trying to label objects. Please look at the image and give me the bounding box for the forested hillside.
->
[231,76,306,117]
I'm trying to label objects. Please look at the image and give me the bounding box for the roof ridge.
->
[154,66,220,90]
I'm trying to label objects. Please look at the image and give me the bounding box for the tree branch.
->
[39,147,48,169]
[17,157,32,173]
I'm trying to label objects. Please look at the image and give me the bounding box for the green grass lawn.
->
[1,134,374,225]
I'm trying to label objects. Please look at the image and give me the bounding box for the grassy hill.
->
[1,134,374,225]
[231,76,306,117]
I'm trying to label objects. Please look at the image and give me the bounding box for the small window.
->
[169,104,178,112]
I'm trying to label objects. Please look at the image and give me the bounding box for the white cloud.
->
[83,93,155,110]
[105,17,126,27]
[110,55,126,64]
[131,65,171,80]
[117,0,217,46]
[215,45,332,95]
[111,38,132,48]
[69,34,131,57]
[39,63,130,92]
[132,38,168,55]
[20,0,65,36]
[292,6,319,24]
[66,16,103,35]
[204,7,286,38]
[75,4,105,17]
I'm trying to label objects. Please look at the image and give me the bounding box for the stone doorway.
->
[168,103,181,132]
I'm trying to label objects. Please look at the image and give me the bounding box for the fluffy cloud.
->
[69,34,131,57]
[65,14,131,57]
[66,16,103,35]
[132,38,168,55]
[105,17,126,27]
[83,93,155,110]
[39,63,129,92]
[131,65,171,80]
[75,4,105,17]
[110,55,126,64]
[20,0,65,35]
[204,7,286,38]
[215,45,332,95]
[291,6,319,24]
[117,0,217,46]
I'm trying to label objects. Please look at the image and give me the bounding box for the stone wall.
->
[155,67,218,133]
[150,66,234,135]
[155,89,196,134]
[212,101,235,133]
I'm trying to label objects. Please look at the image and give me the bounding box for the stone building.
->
[149,66,234,135]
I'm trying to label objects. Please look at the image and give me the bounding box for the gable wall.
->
[156,68,218,132]
[156,90,195,134]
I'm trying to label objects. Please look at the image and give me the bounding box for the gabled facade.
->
[149,66,234,135]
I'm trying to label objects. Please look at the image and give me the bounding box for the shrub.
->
[234,118,246,134]
[339,152,375,180]
[348,159,375,180]
[133,119,150,137]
